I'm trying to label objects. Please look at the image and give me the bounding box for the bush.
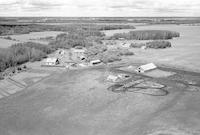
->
[118,49,134,56]
[17,67,22,71]
[146,41,171,49]
[86,45,133,63]
[130,43,146,48]
[23,65,27,69]
[4,36,12,40]
[98,25,135,30]
[85,44,107,60]
[49,33,89,49]
[0,74,4,80]
[100,51,121,63]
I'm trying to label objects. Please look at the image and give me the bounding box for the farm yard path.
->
[0,67,200,135]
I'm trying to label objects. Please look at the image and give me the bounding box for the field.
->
[0,65,200,135]
[0,38,19,48]
[0,31,63,48]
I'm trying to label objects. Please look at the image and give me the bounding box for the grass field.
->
[0,38,19,48]
[0,66,200,135]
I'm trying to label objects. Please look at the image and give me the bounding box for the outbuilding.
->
[136,63,157,73]
[90,60,101,65]
[121,43,130,48]
[44,58,59,66]
[107,75,119,82]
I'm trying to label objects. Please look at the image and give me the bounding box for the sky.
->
[0,0,200,17]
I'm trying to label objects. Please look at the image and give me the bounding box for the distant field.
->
[0,31,63,48]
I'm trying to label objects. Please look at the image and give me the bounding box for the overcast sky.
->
[0,0,200,17]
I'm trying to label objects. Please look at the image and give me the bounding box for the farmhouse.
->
[44,58,59,66]
[136,63,157,73]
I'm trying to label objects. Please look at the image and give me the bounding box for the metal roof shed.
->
[136,63,157,73]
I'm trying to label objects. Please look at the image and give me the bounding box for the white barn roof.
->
[137,63,157,73]
[107,75,118,82]
[72,48,85,53]
[45,58,58,63]
[90,60,101,63]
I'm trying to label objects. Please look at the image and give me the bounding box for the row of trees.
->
[130,40,172,49]
[146,41,172,49]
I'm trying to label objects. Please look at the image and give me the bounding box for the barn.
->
[136,63,157,73]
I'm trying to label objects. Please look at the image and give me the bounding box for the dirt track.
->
[0,67,200,135]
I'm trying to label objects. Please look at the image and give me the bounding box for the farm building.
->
[136,63,157,73]
[90,60,101,65]
[79,55,86,61]
[141,46,147,50]
[107,75,119,82]
[44,58,59,66]
[121,43,130,48]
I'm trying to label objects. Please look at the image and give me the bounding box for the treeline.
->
[0,42,55,72]
[109,30,180,40]
[0,24,135,36]
[98,25,135,30]
[81,24,135,30]
[0,24,80,36]
[146,41,171,49]
[49,33,91,49]
[49,30,104,49]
